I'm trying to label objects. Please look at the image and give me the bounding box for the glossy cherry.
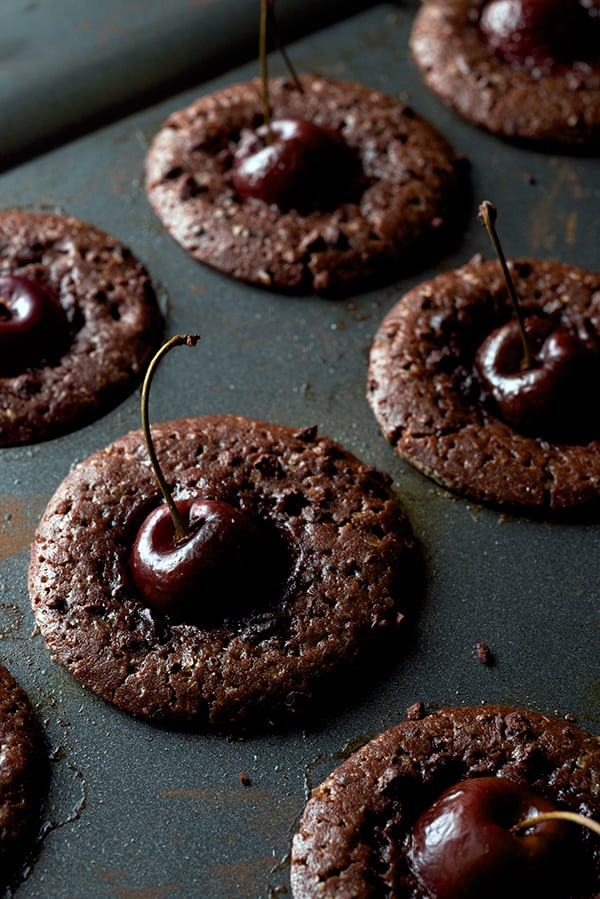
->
[479,0,596,69]
[476,315,596,439]
[129,334,286,625]
[130,497,278,623]
[231,0,360,213]
[475,200,599,442]
[407,776,571,899]
[0,274,69,376]
[231,118,359,213]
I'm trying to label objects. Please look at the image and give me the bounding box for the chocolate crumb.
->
[476,642,494,666]
[239,772,252,786]
[294,425,318,443]
[406,700,425,720]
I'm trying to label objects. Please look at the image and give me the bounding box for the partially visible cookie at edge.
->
[0,665,46,887]
[367,258,600,512]
[290,705,600,897]
[29,414,417,731]
[410,0,600,146]
[145,75,466,295]
[0,209,164,446]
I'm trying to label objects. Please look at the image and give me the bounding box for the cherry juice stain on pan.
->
[0,495,49,561]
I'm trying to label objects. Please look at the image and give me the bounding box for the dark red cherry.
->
[475,315,597,440]
[0,274,69,376]
[130,497,282,624]
[231,118,360,212]
[407,776,571,899]
[479,0,595,69]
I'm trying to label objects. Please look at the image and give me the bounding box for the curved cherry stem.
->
[513,810,600,838]
[259,0,304,145]
[140,334,200,541]
[478,200,534,369]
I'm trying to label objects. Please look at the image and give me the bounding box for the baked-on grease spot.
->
[0,494,50,560]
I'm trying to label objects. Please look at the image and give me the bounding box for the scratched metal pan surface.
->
[0,0,375,170]
[0,2,598,897]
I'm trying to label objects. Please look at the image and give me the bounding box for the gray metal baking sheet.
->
[0,2,598,896]
[0,0,374,171]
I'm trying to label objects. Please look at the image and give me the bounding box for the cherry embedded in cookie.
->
[231,0,360,213]
[479,0,596,69]
[232,118,360,212]
[475,315,597,439]
[475,202,599,442]
[130,334,287,625]
[0,274,69,376]
[131,497,281,623]
[407,776,572,899]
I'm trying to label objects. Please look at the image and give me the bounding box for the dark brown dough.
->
[0,209,163,446]
[0,665,45,886]
[145,75,465,294]
[367,258,600,511]
[410,0,600,146]
[291,705,600,897]
[29,415,416,731]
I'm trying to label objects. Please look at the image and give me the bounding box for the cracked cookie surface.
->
[0,665,45,886]
[410,0,600,146]
[367,258,600,511]
[145,75,464,294]
[290,705,600,898]
[0,210,163,446]
[29,415,416,731]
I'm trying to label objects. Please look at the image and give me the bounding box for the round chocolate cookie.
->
[367,258,600,512]
[29,415,416,730]
[0,665,45,886]
[0,209,163,446]
[291,705,600,897]
[410,0,600,146]
[145,75,465,294]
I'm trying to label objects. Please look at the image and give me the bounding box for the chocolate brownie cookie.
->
[145,75,465,294]
[29,415,416,730]
[410,0,600,146]
[0,665,45,886]
[291,705,600,897]
[367,258,600,512]
[0,209,163,446]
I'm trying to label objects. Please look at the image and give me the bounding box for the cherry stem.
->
[266,1,303,94]
[478,200,534,369]
[260,0,273,142]
[259,0,304,145]
[513,810,600,838]
[140,334,200,542]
